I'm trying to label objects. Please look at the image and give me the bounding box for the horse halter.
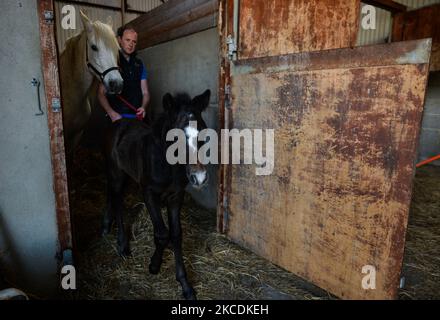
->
[85,39,119,82]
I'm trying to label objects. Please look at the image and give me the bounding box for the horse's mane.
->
[92,21,120,56]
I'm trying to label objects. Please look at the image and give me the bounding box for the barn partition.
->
[218,0,432,299]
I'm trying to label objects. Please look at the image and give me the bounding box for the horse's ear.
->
[192,89,211,112]
[80,10,93,34]
[163,93,175,112]
[106,16,113,29]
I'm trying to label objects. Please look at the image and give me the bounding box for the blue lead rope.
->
[121,113,137,119]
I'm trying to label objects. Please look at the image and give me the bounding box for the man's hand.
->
[98,83,122,123]
[136,107,145,120]
[109,111,122,122]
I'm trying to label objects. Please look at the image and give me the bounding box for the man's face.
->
[119,29,138,55]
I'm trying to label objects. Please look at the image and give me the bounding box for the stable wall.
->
[138,28,219,209]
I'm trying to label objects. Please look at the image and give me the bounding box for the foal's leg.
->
[109,169,130,257]
[101,182,114,236]
[101,156,115,236]
[143,189,169,274]
[167,193,196,300]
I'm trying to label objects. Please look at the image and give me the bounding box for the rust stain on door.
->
[225,40,431,299]
[238,0,360,59]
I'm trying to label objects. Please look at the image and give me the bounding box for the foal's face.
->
[180,108,209,189]
[164,91,211,189]
[81,12,123,94]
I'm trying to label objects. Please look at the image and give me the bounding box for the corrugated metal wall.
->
[55,1,122,52]
[66,0,120,8]
[357,0,440,46]
[127,0,166,12]
[356,5,391,45]
[54,0,166,52]
[398,0,440,8]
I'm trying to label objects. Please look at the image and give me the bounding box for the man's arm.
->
[97,83,122,122]
[136,79,150,119]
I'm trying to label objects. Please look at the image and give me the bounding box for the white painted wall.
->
[138,28,220,209]
[0,0,60,297]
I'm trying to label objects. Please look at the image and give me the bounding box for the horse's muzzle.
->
[107,79,123,94]
[188,170,208,189]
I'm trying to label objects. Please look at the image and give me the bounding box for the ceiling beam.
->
[362,0,407,13]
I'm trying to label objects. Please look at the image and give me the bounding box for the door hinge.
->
[44,10,54,24]
[226,35,237,60]
[52,97,61,113]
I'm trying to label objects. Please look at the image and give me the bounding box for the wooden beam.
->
[38,0,73,256]
[362,0,406,13]
[129,0,210,28]
[137,11,218,49]
[121,0,126,25]
[129,0,219,50]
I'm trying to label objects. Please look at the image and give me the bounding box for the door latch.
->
[31,78,44,116]
[44,10,54,24]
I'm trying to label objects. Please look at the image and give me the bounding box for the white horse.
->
[59,11,123,154]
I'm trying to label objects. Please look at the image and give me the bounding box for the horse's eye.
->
[91,44,98,51]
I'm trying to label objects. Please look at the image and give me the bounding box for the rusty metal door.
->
[218,0,432,299]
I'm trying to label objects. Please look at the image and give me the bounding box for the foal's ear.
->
[163,93,175,112]
[80,10,93,34]
[192,89,211,112]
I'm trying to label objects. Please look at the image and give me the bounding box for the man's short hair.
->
[117,25,137,38]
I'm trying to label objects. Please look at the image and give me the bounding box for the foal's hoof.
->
[183,287,197,300]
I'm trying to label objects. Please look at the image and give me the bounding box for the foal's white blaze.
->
[184,124,199,154]
[194,170,207,186]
